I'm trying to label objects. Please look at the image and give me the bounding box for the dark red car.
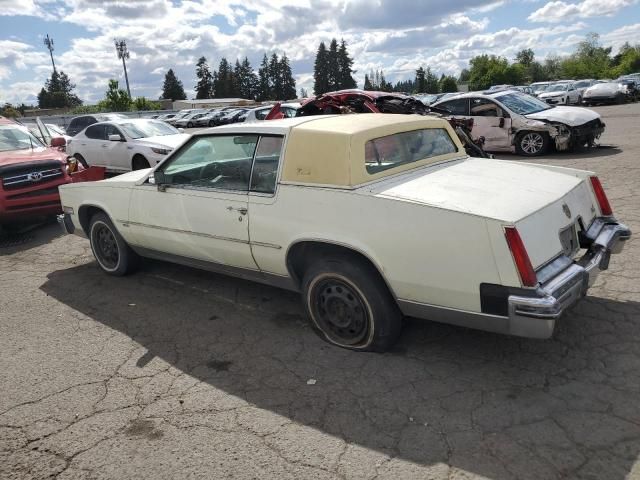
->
[0,116,104,226]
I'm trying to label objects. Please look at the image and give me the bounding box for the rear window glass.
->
[365,128,458,174]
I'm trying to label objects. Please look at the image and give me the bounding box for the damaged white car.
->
[433,90,605,156]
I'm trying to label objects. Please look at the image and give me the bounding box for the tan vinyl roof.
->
[281,114,466,188]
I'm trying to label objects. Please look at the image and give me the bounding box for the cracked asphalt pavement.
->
[1,103,639,480]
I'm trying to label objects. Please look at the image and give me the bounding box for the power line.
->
[44,34,56,73]
[114,39,131,97]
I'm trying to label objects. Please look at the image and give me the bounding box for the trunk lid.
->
[369,157,597,269]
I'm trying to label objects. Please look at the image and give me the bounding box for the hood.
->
[525,106,599,127]
[135,134,190,149]
[0,145,67,167]
[585,83,620,94]
[367,157,582,223]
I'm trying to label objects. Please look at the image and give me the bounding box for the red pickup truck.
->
[0,116,104,227]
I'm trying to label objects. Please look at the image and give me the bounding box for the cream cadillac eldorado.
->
[58,114,631,352]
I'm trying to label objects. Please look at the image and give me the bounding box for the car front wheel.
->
[515,131,550,156]
[89,213,139,276]
[301,255,402,352]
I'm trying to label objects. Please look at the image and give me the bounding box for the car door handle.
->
[227,206,248,215]
[101,144,108,148]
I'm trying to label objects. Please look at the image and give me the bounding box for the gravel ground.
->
[1,103,639,480]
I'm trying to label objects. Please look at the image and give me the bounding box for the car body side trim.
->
[120,220,282,250]
[133,246,299,292]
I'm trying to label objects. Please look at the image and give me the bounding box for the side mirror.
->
[108,134,123,142]
[51,137,66,148]
[153,171,168,192]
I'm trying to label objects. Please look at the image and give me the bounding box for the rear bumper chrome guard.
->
[507,219,631,338]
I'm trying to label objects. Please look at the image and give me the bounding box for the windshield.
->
[0,125,45,152]
[118,121,180,139]
[547,84,568,92]
[495,92,552,115]
[533,84,549,92]
[574,81,591,88]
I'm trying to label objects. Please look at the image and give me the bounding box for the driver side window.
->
[470,98,502,117]
[162,135,258,192]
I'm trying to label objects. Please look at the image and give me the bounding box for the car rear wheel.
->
[132,155,150,170]
[89,213,139,276]
[301,255,402,352]
[208,120,215,127]
[515,131,549,156]
[187,122,193,128]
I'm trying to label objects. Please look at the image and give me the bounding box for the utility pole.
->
[44,34,56,73]
[114,39,131,97]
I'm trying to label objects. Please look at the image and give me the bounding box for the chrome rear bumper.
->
[507,219,631,338]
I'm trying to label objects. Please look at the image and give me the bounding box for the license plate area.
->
[559,223,579,258]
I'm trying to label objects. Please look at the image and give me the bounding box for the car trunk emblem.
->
[27,172,43,182]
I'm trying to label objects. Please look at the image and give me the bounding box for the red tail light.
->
[589,176,613,216]
[504,227,537,287]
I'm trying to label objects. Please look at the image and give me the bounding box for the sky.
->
[1,0,639,105]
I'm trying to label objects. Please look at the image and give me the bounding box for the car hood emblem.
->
[27,172,43,182]
[562,203,572,218]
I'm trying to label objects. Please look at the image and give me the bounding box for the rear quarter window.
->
[365,128,458,174]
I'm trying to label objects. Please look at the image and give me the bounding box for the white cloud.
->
[601,23,640,52]
[528,0,637,23]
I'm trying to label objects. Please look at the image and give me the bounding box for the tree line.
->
[14,31,640,116]
[465,33,640,91]
[161,53,297,101]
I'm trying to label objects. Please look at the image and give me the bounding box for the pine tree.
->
[313,42,329,95]
[415,67,426,93]
[235,57,258,100]
[38,70,82,108]
[363,74,372,90]
[161,69,187,101]
[280,54,297,100]
[195,56,214,99]
[214,58,234,98]
[269,53,283,99]
[327,38,340,90]
[337,39,357,89]
[257,54,271,101]
[424,67,439,94]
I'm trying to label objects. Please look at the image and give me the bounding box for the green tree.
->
[234,57,258,99]
[424,67,439,93]
[327,38,340,90]
[611,43,640,77]
[0,103,20,118]
[415,67,426,92]
[161,69,187,101]
[101,79,132,111]
[313,42,329,95]
[363,73,373,90]
[439,75,458,93]
[337,39,357,89]
[468,55,512,90]
[195,56,214,99]
[279,54,297,99]
[214,58,234,98]
[133,97,162,111]
[458,68,471,82]
[515,48,535,67]
[257,54,271,101]
[269,53,283,99]
[37,70,82,109]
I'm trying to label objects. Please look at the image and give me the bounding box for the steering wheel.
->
[198,162,222,183]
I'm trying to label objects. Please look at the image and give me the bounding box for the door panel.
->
[127,133,260,271]
[128,185,255,269]
[101,125,130,171]
[469,98,512,151]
